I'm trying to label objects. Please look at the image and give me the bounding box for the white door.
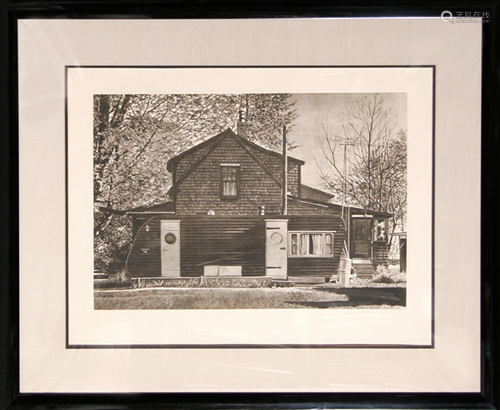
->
[265,219,288,279]
[160,220,180,277]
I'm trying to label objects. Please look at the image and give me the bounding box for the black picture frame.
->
[1,1,498,409]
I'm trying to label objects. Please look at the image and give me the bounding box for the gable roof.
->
[168,128,291,196]
[167,128,304,172]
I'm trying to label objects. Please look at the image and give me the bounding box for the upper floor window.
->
[220,164,240,199]
[289,232,334,257]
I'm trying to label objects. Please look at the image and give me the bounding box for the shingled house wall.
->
[245,144,300,197]
[173,136,303,216]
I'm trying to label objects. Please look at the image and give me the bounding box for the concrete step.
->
[290,276,327,285]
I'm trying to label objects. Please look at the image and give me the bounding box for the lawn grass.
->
[94,287,349,309]
[94,286,404,309]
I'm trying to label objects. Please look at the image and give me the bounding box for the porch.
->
[349,215,392,278]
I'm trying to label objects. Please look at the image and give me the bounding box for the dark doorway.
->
[351,218,372,258]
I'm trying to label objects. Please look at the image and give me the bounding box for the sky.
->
[287,93,407,189]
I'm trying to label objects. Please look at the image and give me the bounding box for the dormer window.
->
[220,164,240,199]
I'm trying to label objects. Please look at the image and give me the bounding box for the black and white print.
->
[93,92,407,309]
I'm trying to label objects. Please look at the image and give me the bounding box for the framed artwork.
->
[2,1,498,409]
[67,65,431,348]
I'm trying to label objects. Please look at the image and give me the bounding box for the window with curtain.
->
[289,232,334,257]
[220,165,240,198]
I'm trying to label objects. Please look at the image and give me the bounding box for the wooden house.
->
[127,126,392,282]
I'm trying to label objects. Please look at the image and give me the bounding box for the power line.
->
[288,130,353,143]
[288,130,400,146]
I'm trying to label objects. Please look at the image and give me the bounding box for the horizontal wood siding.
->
[127,217,161,277]
[128,215,345,279]
[180,217,266,277]
[287,216,345,278]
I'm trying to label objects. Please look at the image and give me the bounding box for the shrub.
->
[371,265,407,284]
[133,277,277,289]
[94,213,132,274]
[94,268,132,289]
[108,269,131,284]
[94,281,131,289]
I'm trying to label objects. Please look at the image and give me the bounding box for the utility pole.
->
[342,143,347,220]
[282,124,288,215]
[340,139,356,221]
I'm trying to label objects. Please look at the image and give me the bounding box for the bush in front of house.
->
[133,276,279,289]
[371,265,406,284]
[94,269,132,289]
[94,213,132,274]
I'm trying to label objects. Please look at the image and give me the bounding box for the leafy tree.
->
[94,93,297,272]
[319,94,407,241]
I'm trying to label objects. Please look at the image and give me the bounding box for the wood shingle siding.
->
[373,242,390,266]
[246,144,301,197]
[176,137,284,215]
[171,130,303,216]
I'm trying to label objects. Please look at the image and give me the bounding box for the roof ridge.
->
[167,127,305,172]
[167,128,231,171]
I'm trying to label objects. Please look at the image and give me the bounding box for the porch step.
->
[290,276,327,285]
[352,258,372,264]
[352,263,375,279]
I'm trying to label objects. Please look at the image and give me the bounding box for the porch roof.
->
[298,185,394,219]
